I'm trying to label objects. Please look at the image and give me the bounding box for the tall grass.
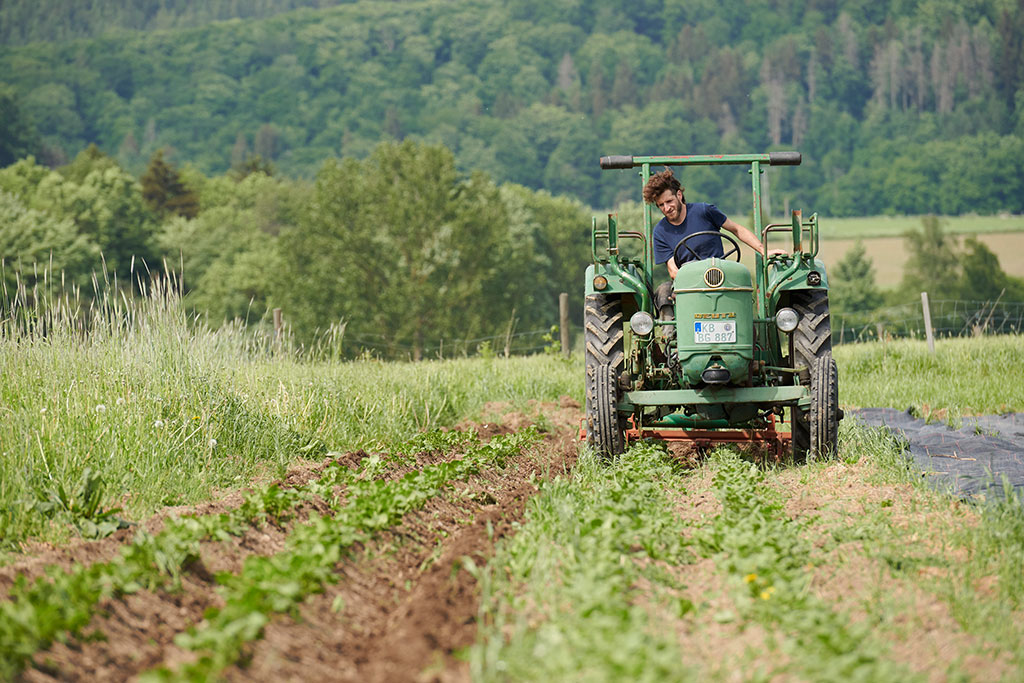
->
[836,335,1024,414]
[0,271,580,553]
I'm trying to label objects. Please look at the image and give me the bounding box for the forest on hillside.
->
[3,0,1024,214]
[3,0,1024,357]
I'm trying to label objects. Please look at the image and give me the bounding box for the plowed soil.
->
[6,398,582,682]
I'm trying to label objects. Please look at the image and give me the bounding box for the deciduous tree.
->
[280,140,510,359]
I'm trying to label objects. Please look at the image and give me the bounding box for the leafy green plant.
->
[541,325,561,355]
[33,468,130,539]
[476,340,495,359]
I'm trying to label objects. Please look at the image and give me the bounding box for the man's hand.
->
[766,248,788,257]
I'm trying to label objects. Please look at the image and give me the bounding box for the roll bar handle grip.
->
[599,155,634,169]
[768,151,802,166]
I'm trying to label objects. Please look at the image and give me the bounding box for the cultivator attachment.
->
[581,413,792,458]
[623,414,791,458]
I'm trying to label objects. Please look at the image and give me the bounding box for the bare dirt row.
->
[5,400,581,682]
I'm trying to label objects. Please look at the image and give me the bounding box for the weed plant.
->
[0,274,579,552]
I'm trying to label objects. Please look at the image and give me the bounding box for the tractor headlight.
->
[630,311,655,336]
[775,307,799,332]
[593,275,608,290]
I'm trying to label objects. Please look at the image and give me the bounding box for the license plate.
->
[694,320,737,344]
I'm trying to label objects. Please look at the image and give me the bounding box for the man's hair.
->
[642,168,685,204]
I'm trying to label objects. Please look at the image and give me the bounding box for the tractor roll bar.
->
[599,152,801,169]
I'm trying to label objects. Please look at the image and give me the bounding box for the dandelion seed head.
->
[95,404,106,413]
[116,397,125,406]
[40,407,47,414]
[154,419,165,429]
[208,438,218,448]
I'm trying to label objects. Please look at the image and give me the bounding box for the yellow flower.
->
[744,573,758,584]
[760,587,776,600]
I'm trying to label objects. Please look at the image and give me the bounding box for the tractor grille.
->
[704,266,725,288]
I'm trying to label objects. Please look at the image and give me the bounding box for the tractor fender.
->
[585,263,649,311]
[766,257,829,295]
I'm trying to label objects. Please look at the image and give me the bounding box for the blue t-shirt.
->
[652,202,728,266]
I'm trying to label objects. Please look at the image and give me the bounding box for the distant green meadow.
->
[793,215,1024,285]
[817,214,1024,239]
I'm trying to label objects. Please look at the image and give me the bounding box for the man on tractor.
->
[642,168,785,314]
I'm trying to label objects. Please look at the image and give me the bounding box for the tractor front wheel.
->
[793,354,839,460]
[790,289,839,460]
[584,293,625,458]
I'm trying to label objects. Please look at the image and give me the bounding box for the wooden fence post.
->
[504,308,516,358]
[559,292,570,357]
[273,308,283,347]
[921,292,934,353]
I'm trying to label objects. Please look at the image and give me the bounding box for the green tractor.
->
[584,152,841,459]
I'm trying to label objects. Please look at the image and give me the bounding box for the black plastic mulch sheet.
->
[849,409,1024,500]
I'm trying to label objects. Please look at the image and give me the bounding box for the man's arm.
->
[667,256,678,278]
[720,218,787,257]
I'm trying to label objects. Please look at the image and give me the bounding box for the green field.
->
[3,286,1023,680]
[2,281,1021,552]
[835,335,1024,414]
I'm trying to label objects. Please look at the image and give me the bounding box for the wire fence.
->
[339,297,1023,359]
[833,298,1024,344]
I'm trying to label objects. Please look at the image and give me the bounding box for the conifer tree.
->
[141,149,198,219]
[830,241,882,316]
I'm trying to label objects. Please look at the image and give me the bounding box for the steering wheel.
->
[672,230,742,267]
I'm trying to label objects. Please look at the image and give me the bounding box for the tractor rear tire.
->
[791,290,832,383]
[790,290,837,460]
[585,293,625,458]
